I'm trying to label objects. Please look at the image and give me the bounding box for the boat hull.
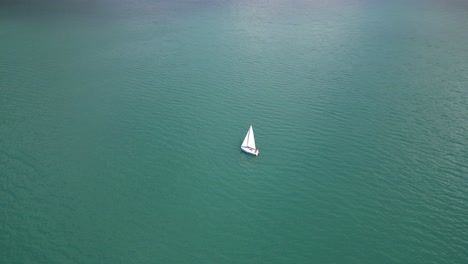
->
[241,146,259,156]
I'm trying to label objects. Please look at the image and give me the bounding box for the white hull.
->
[241,146,259,156]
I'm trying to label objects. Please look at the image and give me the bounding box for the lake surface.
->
[1,0,467,263]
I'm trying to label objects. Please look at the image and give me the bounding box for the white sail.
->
[241,125,256,149]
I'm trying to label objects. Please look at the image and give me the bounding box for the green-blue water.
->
[1,0,467,263]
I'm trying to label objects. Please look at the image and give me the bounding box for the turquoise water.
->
[1,0,467,263]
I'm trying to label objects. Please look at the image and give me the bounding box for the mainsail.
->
[241,125,256,149]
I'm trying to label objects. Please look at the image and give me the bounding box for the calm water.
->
[1,0,467,263]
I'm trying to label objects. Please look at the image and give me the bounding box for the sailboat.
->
[241,125,259,156]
